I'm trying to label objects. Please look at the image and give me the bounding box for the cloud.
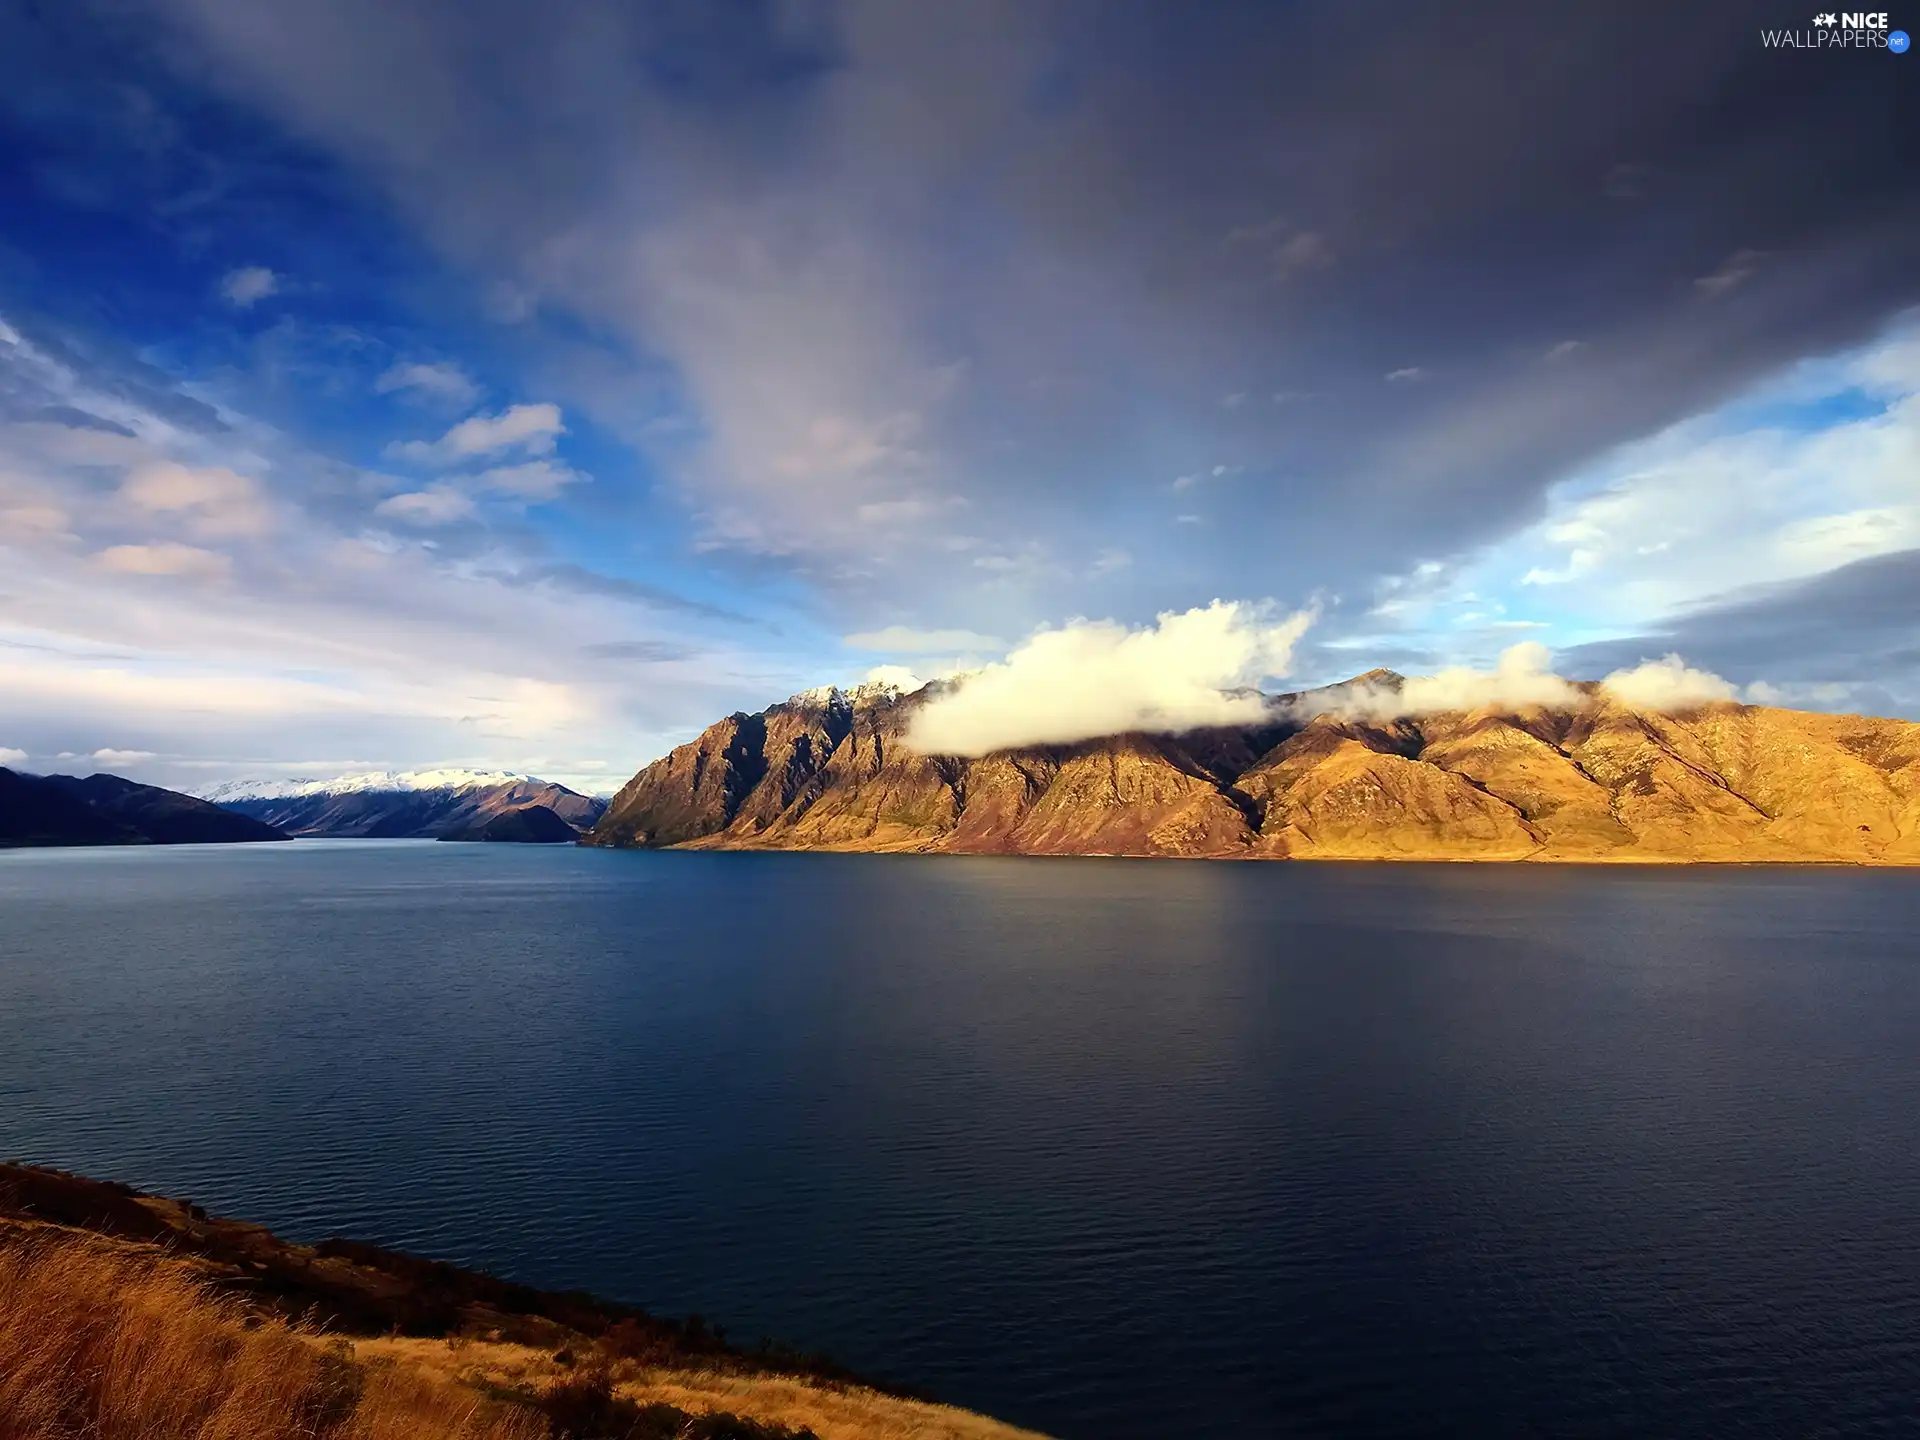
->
[1226,218,1332,280]
[906,600,1315,756]
[844,625,1003,652]
[495,563,755,624]
[862,664,923,691]
[90,748,157,767]
[1562,547,1920,719]
[122,0,1920,614]
[388,403,563,464]
[373,485,475,525]
[1386,367,1425,383]
[580,640,694,662]
[470,460,585,501]
[1694,249,1762,297]
[219,266,278,307]
[1600,654,1738,711]
[26,405,137,437]
[93,542,231,579]
[2,505,73,537]
[375,361,480,406]
[121,462,274,538]
[1297,642,1583,721]
[0,747,27,767]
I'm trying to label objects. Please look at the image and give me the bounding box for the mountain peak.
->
[199,769,531,803]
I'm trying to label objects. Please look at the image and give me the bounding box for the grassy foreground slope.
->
[0,1164,1047,1440]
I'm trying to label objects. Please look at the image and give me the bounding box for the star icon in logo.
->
[1814,11,1837,23]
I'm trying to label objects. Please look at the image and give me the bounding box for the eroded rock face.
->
[585,684,1920,863]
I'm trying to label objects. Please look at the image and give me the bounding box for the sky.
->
[0,0,1916,793]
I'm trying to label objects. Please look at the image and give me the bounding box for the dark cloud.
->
[1564,548,1920,713]
[20,405,138,437]
[580,639,696,662]
[6,0,1917,640]
[104,0,1910,614]
[494,562,755,625]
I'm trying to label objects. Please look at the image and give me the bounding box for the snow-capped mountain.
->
[201,770,606,839]
[200,769,530,803]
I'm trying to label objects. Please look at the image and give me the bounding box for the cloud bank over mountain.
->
[906,601,1314,756]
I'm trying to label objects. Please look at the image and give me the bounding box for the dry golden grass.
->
[0,1231,541,1440]
[354,1337,1052,1440]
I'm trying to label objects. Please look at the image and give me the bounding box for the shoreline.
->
[0,1162,1050,1440]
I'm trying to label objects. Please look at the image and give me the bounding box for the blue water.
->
[2,841,1918,1438]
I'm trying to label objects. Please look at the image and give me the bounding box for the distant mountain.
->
[1,768,288,848]
[206,770,605,839]
[436,804,582,844]
[586,680,1920,863]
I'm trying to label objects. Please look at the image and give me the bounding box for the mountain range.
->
[585,677,1920,863]
[206,770,606,840]
[0,768,287,848]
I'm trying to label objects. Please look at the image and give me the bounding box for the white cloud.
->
[906,600,1315,756]
[1545,340,1587,361]
[861,664,924,691]
[844,625,1004,652]
[0,747,26,767]
[219,266,279,308]
[90,748,157,767]
[1386,366,1425,383]
[1600,654,1738,711]
[471,460,586,501]
[1091,548,1131,575]
[1433,326,1920,630]
[389,403,564,464]
[374,485,475,525]
[376,361,481,406]
[93,542,231,579]
[121,463,274,538]
[1300,641,1583,721]
[1,504,73,537]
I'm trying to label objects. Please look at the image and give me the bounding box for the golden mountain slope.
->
[587,683,1920,863]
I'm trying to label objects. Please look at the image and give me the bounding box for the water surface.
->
[2,842,1917,1437]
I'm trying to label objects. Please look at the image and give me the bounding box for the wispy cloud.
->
[219,267,278,308]
[376,361,481,407]
[388,403,564,465]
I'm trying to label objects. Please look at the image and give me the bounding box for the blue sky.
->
[0,0,1916,792]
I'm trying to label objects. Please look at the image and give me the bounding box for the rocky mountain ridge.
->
[586,679,1920,863]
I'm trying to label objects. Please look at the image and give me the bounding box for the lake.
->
[2,842,1917,1437]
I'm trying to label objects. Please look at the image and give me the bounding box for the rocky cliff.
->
[586,681,1920,863]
